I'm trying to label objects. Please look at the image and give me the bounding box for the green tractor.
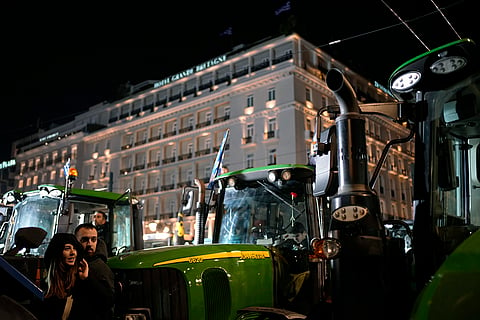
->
[0,167,143,317]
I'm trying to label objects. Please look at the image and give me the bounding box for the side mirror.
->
[4,227,47,256]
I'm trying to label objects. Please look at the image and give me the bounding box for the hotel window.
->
[306,118,312,132]
[306,87,312,102]
[225,107,230,118]
[246,154,254,168]
[104,163,110,177]
[154,202,160,219]
[62,150,68,162]
[247,123,254,138]
[390,178,396,199]
[268,118,276,132]
[169,199,176,216]
[205,139,212,150]
[71,146,77,160]
[91,165,98,179]
[205,167,212,179]
[268,149,277,165]
[247,95,254,107]
[267,88,276,101]
[379,175,385,194]
[321,95,327,107]
[267,118,276,139]
[391,204,397,218]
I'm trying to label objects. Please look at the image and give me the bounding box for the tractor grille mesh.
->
[114,267,188,320]
[202,268,231,320]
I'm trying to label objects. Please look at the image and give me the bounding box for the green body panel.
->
[108,243,275,319]
[410,229,480,319]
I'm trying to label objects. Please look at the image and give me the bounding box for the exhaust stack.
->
[326,68,369,195]
[324,68,387,320]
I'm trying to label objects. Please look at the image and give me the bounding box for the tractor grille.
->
[114,267,188,320]
[202,268,231,320]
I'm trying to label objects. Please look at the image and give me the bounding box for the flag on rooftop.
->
[219,26,233,36]
[274,1,291,16]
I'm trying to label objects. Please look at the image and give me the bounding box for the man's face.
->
[93,212,106,226]
[76,228,98,257]
[295,230,307,244]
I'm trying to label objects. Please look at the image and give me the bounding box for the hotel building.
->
[12,34,414,243]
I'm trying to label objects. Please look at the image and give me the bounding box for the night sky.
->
[0,0,475,160]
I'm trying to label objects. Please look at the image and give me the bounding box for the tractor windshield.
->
[2,186,137,256]
[217,177,310,246]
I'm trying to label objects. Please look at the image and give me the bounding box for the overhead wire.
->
[317,0,464,50]
[429,0,462,39]
[381,0,430,50]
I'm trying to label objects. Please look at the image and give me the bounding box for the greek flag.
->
[274,1,291,16]
[63,158,71,177]
[219,26,233,36]
[207,129,230,189]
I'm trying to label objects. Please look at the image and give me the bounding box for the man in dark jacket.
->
[74,223,115,320]
[92,211,111,256]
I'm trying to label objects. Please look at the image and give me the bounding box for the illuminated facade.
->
[12,34,413,244]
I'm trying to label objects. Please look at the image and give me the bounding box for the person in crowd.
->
[277,221,311,311]
[74,223,115,320]
[92,210,111,255]
[35,233,88,320]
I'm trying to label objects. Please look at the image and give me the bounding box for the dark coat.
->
[70,238,115,320]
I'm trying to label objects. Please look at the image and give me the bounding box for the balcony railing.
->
[196,120,211,129]
[178,153,193,161]
[195,148,211,157]
[162,157,176,164]
[133,164,145,171]
[242,136,253,144]
[147,161,160,168]
[145,186,159,194]
[163,131,176,138]
[179,126,193,134]
[121,144,133,150]
[161,184,175,191]
[135,139,147,146]
[213,115,230,123]
[119,168,131,175]
[148,135,161,142]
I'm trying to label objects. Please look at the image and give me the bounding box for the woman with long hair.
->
[37,233,88,320]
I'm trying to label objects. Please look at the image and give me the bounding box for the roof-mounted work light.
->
[389,38,477,102]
